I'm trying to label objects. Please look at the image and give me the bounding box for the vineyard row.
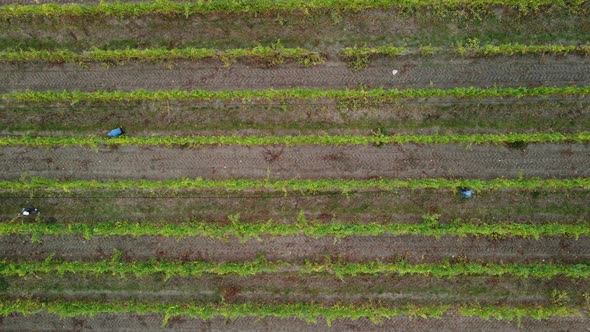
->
[0,43,587,66]
[4,86,588,104]
[2,253,589,279]
[1,132,588,147]
[0,299,582,326]
[4,214,589,242]
[0,0,581,19]
[1,177,589,192]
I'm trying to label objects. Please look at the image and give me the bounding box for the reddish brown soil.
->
[1,187,586,224]
[2,97,589,135]
[5,273,589,306]
[1,233,588,264]
[1,143,588,181]
[1,57,589,93]
[2,312,589,331]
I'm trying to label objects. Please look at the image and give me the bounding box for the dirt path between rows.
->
[6,273,587,306]
[2,98,589,135]
[2,7,585,55]
[2,188,586,225]
[1,57,588,93]
[1,143,587,181]
[1,312,588,331]
[2,234,588,263]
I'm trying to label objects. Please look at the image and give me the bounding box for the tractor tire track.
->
[0,58,589,92]
[2,188,587,225]
[0,143,588,181]
[6,274,587,306]
[1,234,588,264]
[1,311,588,331]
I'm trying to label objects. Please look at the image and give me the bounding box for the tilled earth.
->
[1,57,589,93]
[2,234,588,264]
[3,313,589,332]
[0,2,589,331]
[2,188,586,224]
[2,97,589,135]
[1,143,588,181]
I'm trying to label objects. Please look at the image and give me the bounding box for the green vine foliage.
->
[0,0,584,20]
[2,214,589,242]
[4,86,589,104]
[341,44,590,70]
[0,300,581,327]
[1,176,588,192]
[0,44,324,67]
[0,132,588,148]
[1,254,589,280]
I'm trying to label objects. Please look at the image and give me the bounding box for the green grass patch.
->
[1,132,588,147]
[0,0,583,20]
[0,44,324,67]
[3,214,589,242]
[1,253,589,280]
[1,177,588,193]
[0,299,582,326]
[4,86,589,104]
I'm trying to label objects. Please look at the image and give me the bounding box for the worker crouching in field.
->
[459,187,474,198]
[21,206,40,216]
[108,127,125,138]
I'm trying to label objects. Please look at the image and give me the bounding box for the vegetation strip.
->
[3,214,589,242]
[4,86,589,104]
[1,253,589,279]
[342,44,590,58]
[341,44,590,70]
[2,177,588,192]
[4,43,584,66]
[0,45,324,66]
[0,0,581,19]
[0,299,582,326]
[1,132,588,147]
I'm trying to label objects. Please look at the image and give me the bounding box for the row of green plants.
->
[0,299,582,326]
[0,0,581,19]
[1,43,585,69]
[0,44,324,67]
[4,86,589,104]
[1,176,589,192]
[457,43,590,57]
[1,252,588,280]
[341,43,590,70]
[1,132,587,147]
[4,213,589,242]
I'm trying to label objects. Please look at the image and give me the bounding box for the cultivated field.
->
[0,0,589,331]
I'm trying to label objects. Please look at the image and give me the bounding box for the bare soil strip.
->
[1,312,588,331]
[0,58,589,93]
[0,9,584,53]
[1,234,588,263]
[0,143,587,181]
[2,98,589,135]
[4,273,588,306]
[1,188,586,224]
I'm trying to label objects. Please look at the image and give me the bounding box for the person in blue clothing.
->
[108,127,125,138]
[459,187,474,198]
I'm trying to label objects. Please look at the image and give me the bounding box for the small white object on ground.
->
[22,211,29,216]
[392,69,398,76]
